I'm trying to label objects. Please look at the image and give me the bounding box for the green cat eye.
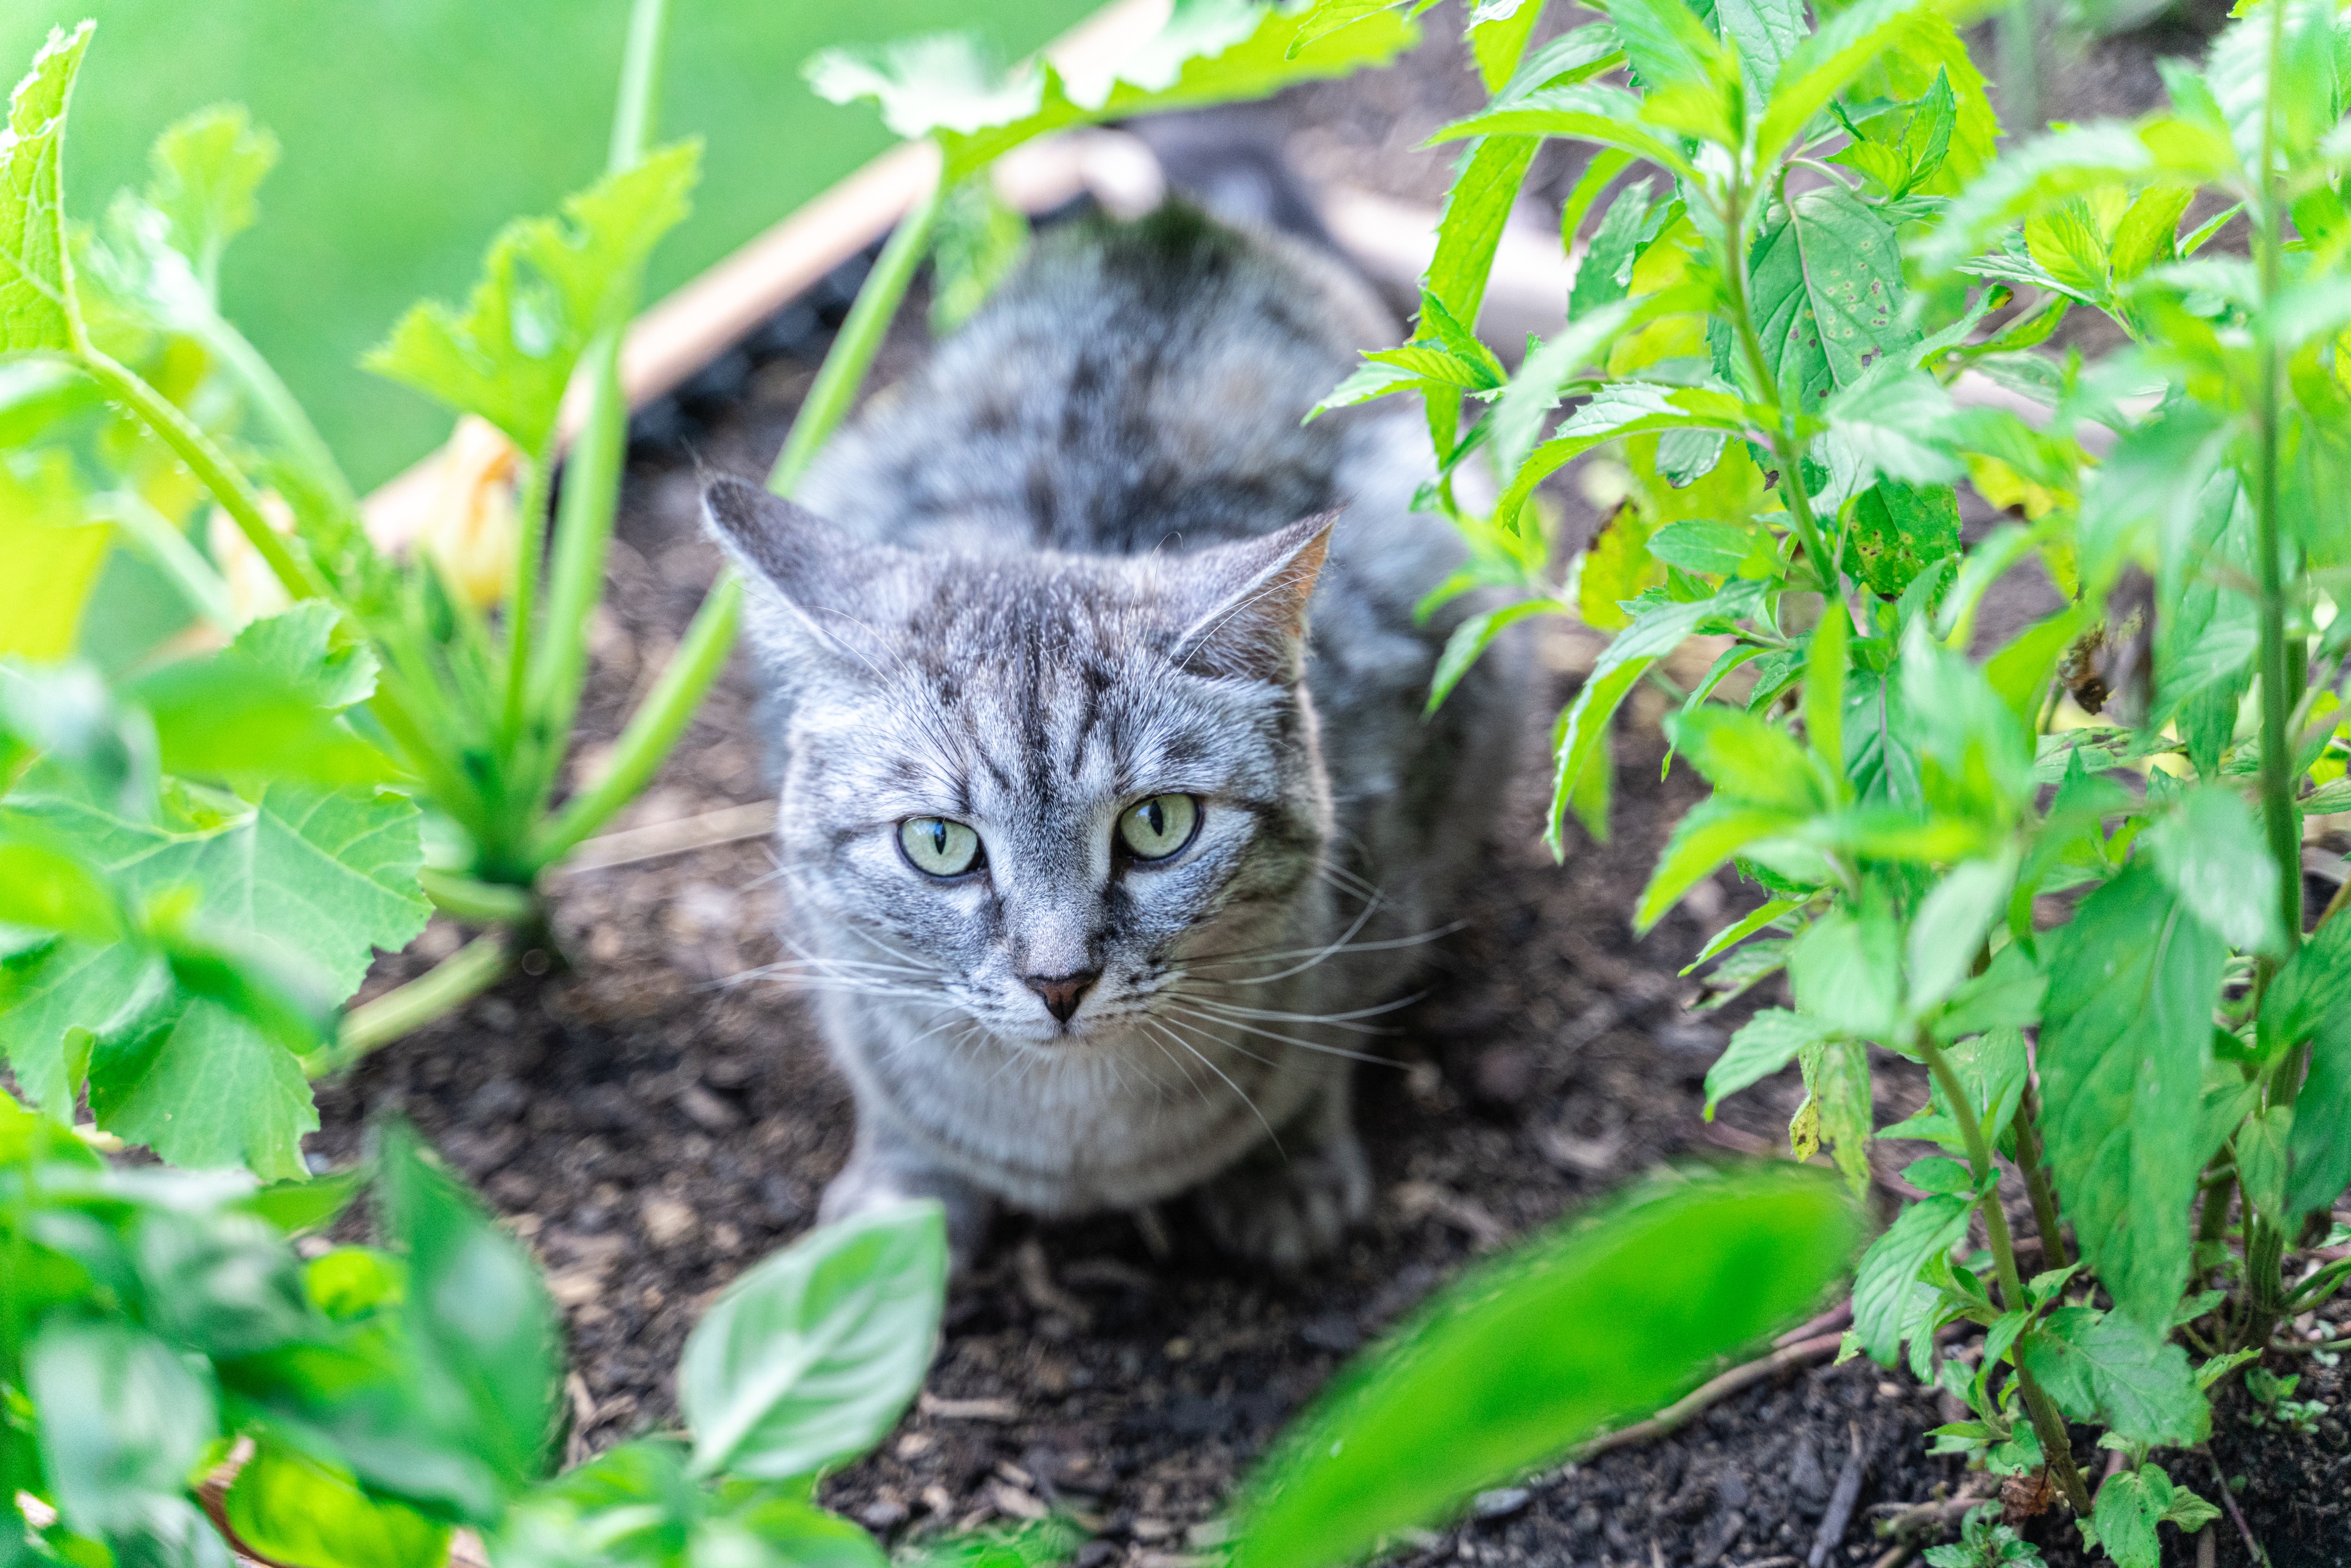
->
[898,816,983,877]
[1118,793,1200,861]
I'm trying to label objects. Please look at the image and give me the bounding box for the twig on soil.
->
[1774,1301,1853,1349]
[1865,1546,1915,1568]
[1872,1493,1988,1542]
[1016,1236,1095,1329]
[1572,1330,1846,1462]
[2202,1445,2270,1568]
[1808,1422,1867,1568]
[544,799,779,877]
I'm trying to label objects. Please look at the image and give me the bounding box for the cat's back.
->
[796,202,1413,561]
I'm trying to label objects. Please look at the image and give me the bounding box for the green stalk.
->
[77,346,326,604]
[1997,0,2041,138]
[314,933,511,1078]
[1716,187,1839,599]
[528,572,742,866]
[513,0,671,845]
[519,329,625,831]
[199,313,363,518]
[767,173,949,497]
[98,487,236,629]
[2242,0,2301,1356]
[529,163,950,869]
[419,867,540,926]
[499,451,553,752]
[2013,1080,2070,1273]
[1920,1035,2094,1515]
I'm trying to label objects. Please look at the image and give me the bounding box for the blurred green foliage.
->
[0,0,1102,490]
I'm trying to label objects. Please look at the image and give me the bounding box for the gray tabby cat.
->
[704,202,1522,1266]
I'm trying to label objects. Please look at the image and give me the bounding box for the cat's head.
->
[705,476,1336,1047]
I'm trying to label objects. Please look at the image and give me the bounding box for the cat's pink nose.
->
[1024,970,1099,1024]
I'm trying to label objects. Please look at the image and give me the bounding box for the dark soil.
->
[315,8,2351,1567]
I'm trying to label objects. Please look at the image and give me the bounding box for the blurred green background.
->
[4,1,1100,489]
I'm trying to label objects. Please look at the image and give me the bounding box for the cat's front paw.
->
[1194,1128,1371,1268]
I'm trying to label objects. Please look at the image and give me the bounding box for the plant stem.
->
[766,167,949,497]
[530,572,742,867]
[314,933,511,1078]
[418,867,540,927]
[1716,187,1839,599]
[499,451,552,753]
[1997,0,2041,136]
[98,487,236,629]
[77,346,326,604]
[2014,1080,2069,1272]
[2250,0,2302,962]
[609,0,670,175]
[1919,1036,2094,1515]
[199,312,363,518]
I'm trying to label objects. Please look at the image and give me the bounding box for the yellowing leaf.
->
[0,448,106,661]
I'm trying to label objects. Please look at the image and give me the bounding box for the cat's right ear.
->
[701,475,905,663]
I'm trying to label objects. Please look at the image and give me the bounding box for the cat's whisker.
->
[1169,990,1419,1031]
[1175,921,1465,970]
[1142,1017,1283,1155]
[1156,1001,1402,1068]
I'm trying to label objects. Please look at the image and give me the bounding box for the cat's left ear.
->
[1167,512,1337,684]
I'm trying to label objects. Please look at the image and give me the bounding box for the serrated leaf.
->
[2038,862,2225,1331]
[2109,185,2194,283]
[1753,0,1953,168]
[1568,179,1655,319]
[1907,854,2013,1012]
[1915,123,2157,277]
[1851,1192,1971,1366]
[1426,598,1564,716]
[89,993,319,1180]
[681,1200,947,1480]
[2017,1307,2207,1446]
[1431,81,1700,180]
[1552,590,1742,853]
[1840,480,1961,596]
[1747,183,1920,414]
[0,22,93,353]
[1426,133,1539,331]
[2285,998,2351,1220]
[1790,905,1901,1040]
[1635,796,1807,929]
[1704,1007,1833,1114]
[1646,519,1753,575]
[364,143,699,454]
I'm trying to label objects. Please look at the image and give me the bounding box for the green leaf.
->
[364,142,700,454]
[1753,0,1953,167]
[1841,481,1960,598]
[226,602,380,712]
[2038,862,2225,1331]
[2018,1308,2207,1447]
[681,1200,949,1481]
[1704,1007,1834,1114]
[2109,185,2194,283]
[1635,796,1808,930]
[1686,897,1801,974]
[1599,0,1724,93]
[2285,999,2351,1221]
[1746,183,1920,414]
[89,993,321,1182]
[30,1321,220,1538]
[1790,906,1901,1040]
[0,22,93,353]
[225,1439,451,1568]
[1426,131,1540,333]
[1430,82,1699,180]
[928,175,1027,335]
[1549,590,1739,853]
[1426,599,1565,716]
[1850,1193,1971,1366]
[1225,1168,1858,1568]
[1499,370,1742,514]
[2205,0,2342,169]
[142,105,278,297]
[0,449,108,662]
[1645,519,1752,576]
[1915,124,2156,278]
[817,8,1419,182]
[1801,1034,1875,1197]
[1568,179,1655,319]
[2236,1103,2292,1221]
[1907,855,2014,1013]
[2145,786,2285,957]
[1714,0,1806,105]
[377,1121,560,1507]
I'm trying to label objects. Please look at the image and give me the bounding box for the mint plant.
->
[0,1091,955,1568]
[1302,0,2351,1557]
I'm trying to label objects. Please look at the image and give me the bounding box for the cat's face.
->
[705,478,1335,1048]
